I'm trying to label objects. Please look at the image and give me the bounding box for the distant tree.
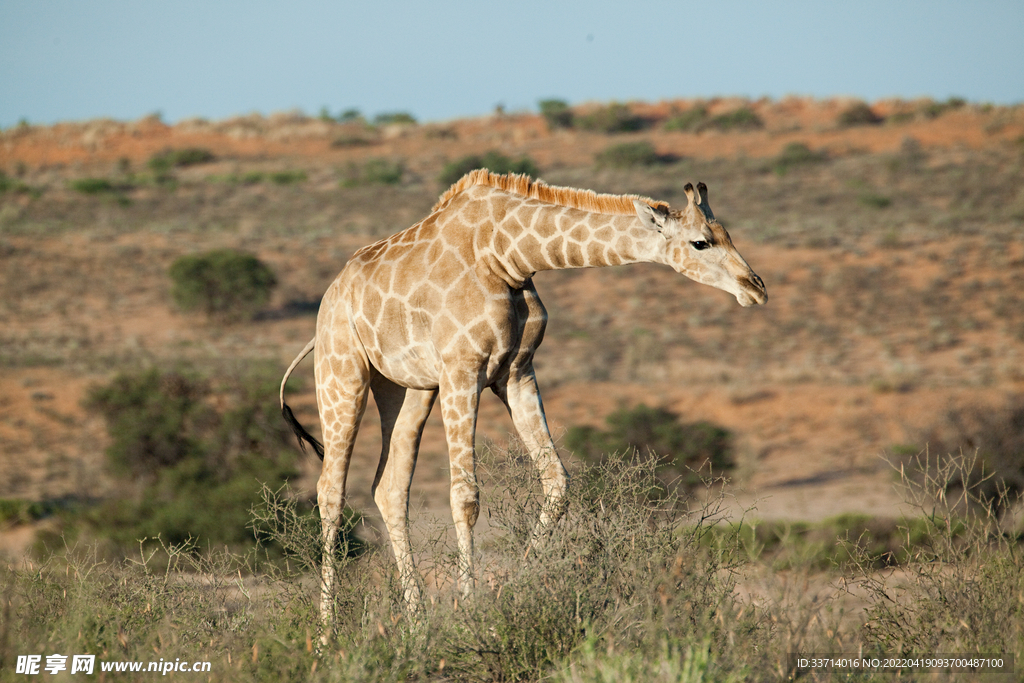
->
[539,99,574,129]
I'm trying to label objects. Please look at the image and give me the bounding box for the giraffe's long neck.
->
[481,200,663,287]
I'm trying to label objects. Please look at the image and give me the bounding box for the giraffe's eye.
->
[691,240,711,251]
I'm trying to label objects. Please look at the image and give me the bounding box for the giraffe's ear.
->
[634,200,669,231]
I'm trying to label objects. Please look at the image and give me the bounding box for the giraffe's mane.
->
[431,169,671,216]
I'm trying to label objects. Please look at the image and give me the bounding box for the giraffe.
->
[279,169,766,639]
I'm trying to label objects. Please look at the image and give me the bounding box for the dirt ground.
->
[2,97,1023,556]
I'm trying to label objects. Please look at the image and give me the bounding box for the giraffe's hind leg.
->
[370,374,437,610]
[315,352,371,644]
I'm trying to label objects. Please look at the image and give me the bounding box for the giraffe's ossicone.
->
[280,170,766,641]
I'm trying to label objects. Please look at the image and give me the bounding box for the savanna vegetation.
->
[1,449,1020,681]
[1,96,1023,680]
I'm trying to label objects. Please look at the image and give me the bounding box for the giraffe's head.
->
[634,182,767,307]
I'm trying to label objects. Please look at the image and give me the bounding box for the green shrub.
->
[0,498,67,525]
[148,147,215,172]
[373,111,417,125]
[664,105,709,132]
[331,133,377,148]
[859,191,892,209]
[0,172,36,197]
[84,368,210,476]
[594,140,663,168]
[341,158,403,187]
[887,110,916,125]
[770,142,827,175]
[91,456,294,549]
[576,102,646,133]
[837,102,883,127]
[70,177,117,194]
[920,96,967,119]
[79,364,344,553]
[168,249,277,321]
[663,105,762,133]
[706,107,763,131]
[539,99,574,129]
[439,150,540,186]
[565,403,733,486]
[268,170,307,185]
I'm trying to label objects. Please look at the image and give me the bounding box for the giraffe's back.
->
[317,201,527,391]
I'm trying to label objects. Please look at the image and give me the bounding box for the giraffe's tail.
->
[280,337,325,460]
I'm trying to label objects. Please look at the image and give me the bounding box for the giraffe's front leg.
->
[439,363,483,598]
[496,369,569,533]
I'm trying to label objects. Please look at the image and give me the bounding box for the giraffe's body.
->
[280,170,766,639]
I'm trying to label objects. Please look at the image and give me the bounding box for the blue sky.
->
[1,1,1022,128]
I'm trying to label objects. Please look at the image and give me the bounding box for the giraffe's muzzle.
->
[736,272,768,307]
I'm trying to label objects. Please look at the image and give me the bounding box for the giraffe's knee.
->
[542,460,569,518]
[451,485,480,528]
[461,498,480,528]
[544,459,569,495]
[317,480,345,538]
[373,484,405,528]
